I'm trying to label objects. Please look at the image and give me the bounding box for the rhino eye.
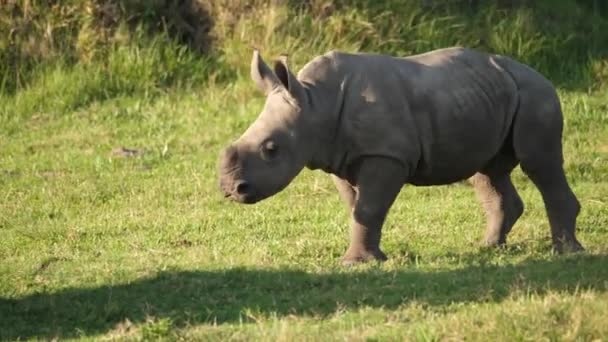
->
[261,140,279,161]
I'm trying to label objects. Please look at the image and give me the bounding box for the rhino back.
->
[325,47,519,185]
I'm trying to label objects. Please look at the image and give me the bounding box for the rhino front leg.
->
[341,157,406,266]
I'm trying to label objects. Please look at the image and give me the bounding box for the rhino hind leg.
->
[332,175,356,211]
[512,87,584,253]
[469,146,523,246]
[470,170,524,246]
[519,160,584,253]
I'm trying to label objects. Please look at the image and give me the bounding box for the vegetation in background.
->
[1,0,607,340]
[2,0,608,95]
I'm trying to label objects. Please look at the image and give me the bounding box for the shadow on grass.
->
[2,254,607,339]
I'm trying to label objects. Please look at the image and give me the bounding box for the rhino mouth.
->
[228,190,259,204]
[234,193,259,204]
[219,178,261,204]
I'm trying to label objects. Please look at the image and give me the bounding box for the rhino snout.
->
[234,180,252,197]
[220,177,258,204]
[219,146,259,204]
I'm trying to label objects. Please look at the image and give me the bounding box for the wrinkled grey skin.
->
[219,47,584,265]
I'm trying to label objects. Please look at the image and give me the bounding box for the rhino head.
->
[218,50,319,204]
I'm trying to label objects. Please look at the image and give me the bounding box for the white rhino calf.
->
[219,47,584,265]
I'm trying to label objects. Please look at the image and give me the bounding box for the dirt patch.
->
[111,147,145,158]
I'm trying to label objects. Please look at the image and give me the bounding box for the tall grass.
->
[0,34,228,132]
[1,0,607,120]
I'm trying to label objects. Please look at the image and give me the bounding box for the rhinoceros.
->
[218,47,584,265]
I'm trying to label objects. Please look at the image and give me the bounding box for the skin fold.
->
[218,47,584,265]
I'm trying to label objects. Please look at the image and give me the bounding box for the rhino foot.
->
[553,239,585,254]
[341,248,387,266]
[481,235,507,248]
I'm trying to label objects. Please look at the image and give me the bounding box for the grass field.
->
[1,1,608,340]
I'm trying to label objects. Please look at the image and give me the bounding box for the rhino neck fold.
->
[304,77,350,177]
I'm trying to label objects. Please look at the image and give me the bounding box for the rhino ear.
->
[251,49,281,95]
[274,55,306,103]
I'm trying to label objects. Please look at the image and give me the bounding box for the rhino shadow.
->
[2,254,607,340]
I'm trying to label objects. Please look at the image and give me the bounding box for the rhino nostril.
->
[235,181,251,196]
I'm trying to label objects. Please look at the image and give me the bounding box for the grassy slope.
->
[1,1,608,340]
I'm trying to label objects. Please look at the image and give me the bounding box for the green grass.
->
[1,1,608,340]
